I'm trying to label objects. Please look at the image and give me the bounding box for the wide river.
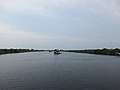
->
[0,52,120,90]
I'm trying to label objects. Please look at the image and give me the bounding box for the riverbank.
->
[0,49,43,55]
[65,48,120,56]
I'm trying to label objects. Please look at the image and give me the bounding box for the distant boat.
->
[54,49,61,55]
[49,50,52,52]
[116,52,120,56]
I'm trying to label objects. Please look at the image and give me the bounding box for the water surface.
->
[0,52,120,90]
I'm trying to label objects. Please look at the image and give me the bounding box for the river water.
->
[0,52,120,90]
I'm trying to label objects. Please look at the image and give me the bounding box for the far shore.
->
[1,48,120,56]
[0,49,44,55]
[65,48,120,56]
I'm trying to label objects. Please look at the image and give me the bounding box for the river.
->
[0,52,120,90]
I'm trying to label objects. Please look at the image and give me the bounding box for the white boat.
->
[54,49,61,55]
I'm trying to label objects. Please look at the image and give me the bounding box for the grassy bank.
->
[65,48,120,56]
[0,49,42,55]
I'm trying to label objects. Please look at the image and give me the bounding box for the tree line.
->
[65,48,120,56]
[0,49,43,55]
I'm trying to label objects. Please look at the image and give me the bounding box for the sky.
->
[0,0,120,49]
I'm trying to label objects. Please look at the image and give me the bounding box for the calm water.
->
[0,52,120,90]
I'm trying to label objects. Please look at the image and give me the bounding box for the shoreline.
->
[65,48,120,56]
[0,49,42,55]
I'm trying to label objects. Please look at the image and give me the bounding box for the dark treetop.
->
[65,48,120,56]
[0,49,43,55]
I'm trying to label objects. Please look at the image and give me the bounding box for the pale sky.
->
[0,0,120,49]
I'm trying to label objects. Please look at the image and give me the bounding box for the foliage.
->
[65,48,120,56]
[0,49,42,55]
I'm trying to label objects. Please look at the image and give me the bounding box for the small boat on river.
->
[54,49,61,55]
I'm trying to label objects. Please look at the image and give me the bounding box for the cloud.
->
[0,24,85,49]
[1,0,120,20]
[0,0,81,9]
[0,23,53,48]
[92,0,120,20]
[0,0,98,18]
[0,24,47,42]
[1,0,120,11]
[0,0,120,49]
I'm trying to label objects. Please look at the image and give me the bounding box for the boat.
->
[116,52,120,56]
[54,49,61,55]
[49,50,52,52]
